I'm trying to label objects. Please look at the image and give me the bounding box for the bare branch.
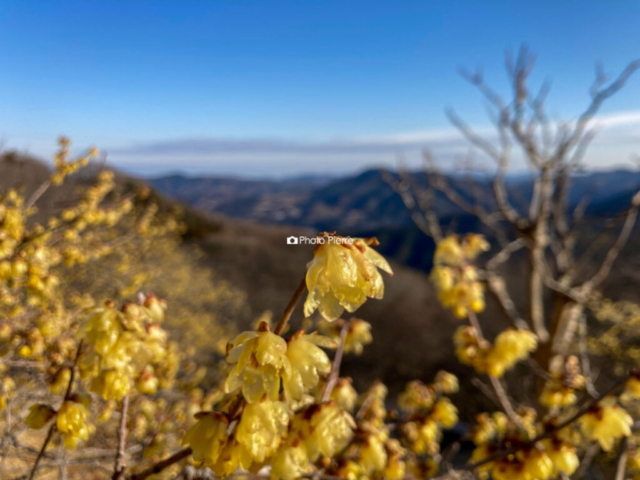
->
[556,59,640,162]
[614,437,628,480]
[274,276,307,335]
[127,448,192,480]
[489,375,521,426]
[580,190,640,292]
[321,323,348,402]
[112,395,130,480]
[578,315,598,398]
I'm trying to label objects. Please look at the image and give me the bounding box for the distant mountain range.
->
[150,168,640,269]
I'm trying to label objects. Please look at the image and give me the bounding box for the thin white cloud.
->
[6,110,640,177]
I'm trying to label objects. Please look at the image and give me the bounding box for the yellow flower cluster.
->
[238,399,290,463]
[454,326,537,377]
[51,137,99,185]
[225,323,335,403]
[539,356,585,409]
[183,400,355,479]
[398,375,459,456]
[304,234,393,321]
[578,397,633,451]
[185,240,399,480]
[328,377,359,412]
[470,409,579,479]
[79,296,172,401]
[57,396,94,449]
[0,137,255,475]
[318,318,373,355]
[624,374,640,399]
[431,234,489,318]
[324,382,407,480]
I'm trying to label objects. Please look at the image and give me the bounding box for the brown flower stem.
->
[63,345,82,401]
[24,180,51,210]
[112,395,130,480]
[29,342,83,480]
[28,424,57,480]
[467,310,485,340]
[488,375,520,426]
[322,323,348,402]
[274,276,307,335]
[126,447,192,480]
[615,437,628,480]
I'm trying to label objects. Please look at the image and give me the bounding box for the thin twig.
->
[467,311,485,340]
[24,180,51,211]
[28,425,57,480]
[112,395,130,480]
[614,437,628,480]
[274,276,307,335]
[321,323,348,402]
[489,375,520,425]
[127,447,192,480]
[578,315,598,397]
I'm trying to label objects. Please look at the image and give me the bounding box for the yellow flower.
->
[49,367,71,395]
[26,404,56,429]
[295,402,355,461]
[431,397,458,429]
[81,306,122,357]
[384,452,406,480]
[434,236,464,266]
[318,318,372,355]
[304,235,392,321]
[360,433,387,475]
[398,380,434,412]
[470,445,494,474]
[236,399,290,463]
[431,235,488,317]
[463,234,490,259]
[330,377,358,412]
[90,369,131,401]
[210,438,252,477]
[336,460,361,480]
[283,331,333,401]
[470,413,496,446]
[541,439,579,476]
[539,382,578,408]
[578,398,632,451]
[357,381,388,430]
[435,370,459,394]
[182,411,229,466]
[624,375,640,399]
[491,460,528,480]
[405,419,441,455]
[271,442,310,480]
[486,329,537,377]
[518,448,553,480]
[57,400,92,449]
[345,318,373,355]
[225,323,291,403]
[136,368,159,395]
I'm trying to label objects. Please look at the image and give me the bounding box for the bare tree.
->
[385,46,640,371]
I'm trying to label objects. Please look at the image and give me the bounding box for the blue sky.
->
[1,0,640,177]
